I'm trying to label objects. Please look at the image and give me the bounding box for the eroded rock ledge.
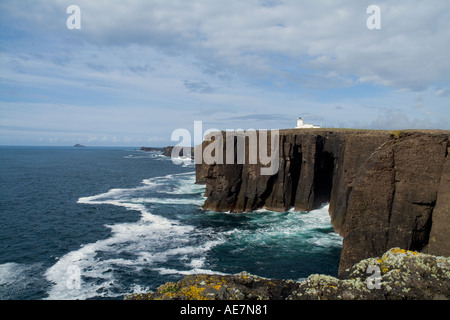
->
[126,248,450,300]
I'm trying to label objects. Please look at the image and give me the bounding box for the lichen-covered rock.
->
[288,248,450,300]
[125,272,299,300]
[126,248,450,300]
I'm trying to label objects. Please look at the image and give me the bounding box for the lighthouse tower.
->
[296,117,321,129]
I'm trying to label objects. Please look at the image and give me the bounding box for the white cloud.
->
[0,0,449,146]
[369,111,449,130]
[3,0,449,92]
[436,88,450,97]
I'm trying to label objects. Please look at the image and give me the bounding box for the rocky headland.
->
[196,129,450,277]
[140,146,195,158]
[131,129,450,300]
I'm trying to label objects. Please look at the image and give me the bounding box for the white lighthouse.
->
[296,117,320,129]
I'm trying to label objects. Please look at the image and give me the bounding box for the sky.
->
[0,0,449,147]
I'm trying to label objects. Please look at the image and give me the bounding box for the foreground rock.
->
[291,248,450,300]
[126,248,450,300]
[126,273,299,300]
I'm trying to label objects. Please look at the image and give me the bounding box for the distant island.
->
[73,144,86,148]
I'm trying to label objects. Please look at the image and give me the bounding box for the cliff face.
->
[196,129,450,277]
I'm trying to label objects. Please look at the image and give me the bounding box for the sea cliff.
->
[195,129,450,277]
[129,129,450,300]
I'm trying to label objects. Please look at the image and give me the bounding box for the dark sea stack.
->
[162,146,195,158]
[163,146,175,157]
[73,144,86,148]
[196,129,450,277]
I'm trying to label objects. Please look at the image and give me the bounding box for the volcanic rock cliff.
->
[195,129,450,277]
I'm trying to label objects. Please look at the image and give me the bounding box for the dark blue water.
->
[0,146,341,300]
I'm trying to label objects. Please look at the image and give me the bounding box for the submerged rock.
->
[126,248,450,300]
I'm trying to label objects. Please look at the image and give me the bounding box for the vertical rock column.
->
[338,133,449,276]
[428,144,450,256]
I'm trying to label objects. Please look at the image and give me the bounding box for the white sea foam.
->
[224,204,342,250]
[78,172,204,209]
[163,180,206,195]
[44,170,341,299]
[44,171,220,300]
[154,267,227,276]
[0,262,24,289]
[44,218,198,299]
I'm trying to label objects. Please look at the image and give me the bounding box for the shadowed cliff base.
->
[194,129,450,277]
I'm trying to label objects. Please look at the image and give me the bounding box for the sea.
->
[0,146,342,300]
